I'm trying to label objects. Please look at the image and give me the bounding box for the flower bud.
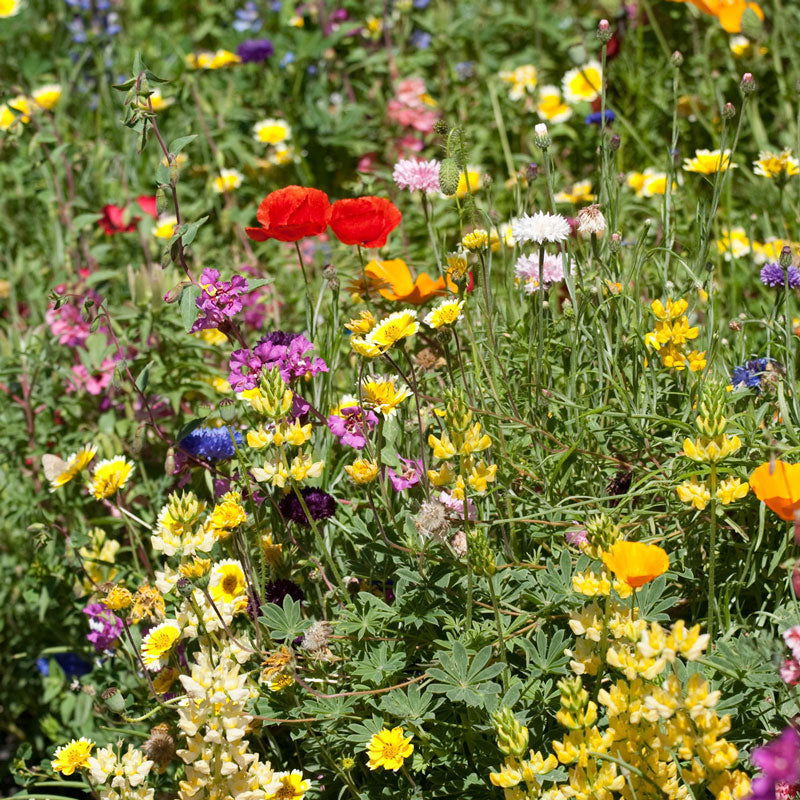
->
[597,19,613,43]
[740,72,757,94]
[439,158,461,196]
[671,50,684,68]
[101,686,126,713]
[491,707,529,757]
[467,528,495,577]
[780,246,793,268]
[722,102,736,120]
[533,123,551,149]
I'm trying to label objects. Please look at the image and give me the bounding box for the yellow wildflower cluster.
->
[677,382,747,510]
[626,167,673,197]
[489,548,748,800]
[427,389,497,498]
[185,49,241,69]
[1,85,62,132]
[644,298,706,372]
[753,148,799,180]
[350,309,419,357]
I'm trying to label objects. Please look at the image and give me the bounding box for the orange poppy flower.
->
[364,259,456,305]
[601,541,669,588]
[750,461,800,521]
[666,0,764,34]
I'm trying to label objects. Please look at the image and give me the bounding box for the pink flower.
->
[357,153,378,173]
[780,658,800,686]
[439,490,477,521]
[395,134,425,157]
[387,77,439,133]
[784,626,800,661]
[514,253,570,293]
[387,458,424,491]
[67,358,117,395]
[565,527,589,547]
[393,158,440,193]
[46,302,92,347]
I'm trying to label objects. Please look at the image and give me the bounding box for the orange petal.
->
[364,259,414,301]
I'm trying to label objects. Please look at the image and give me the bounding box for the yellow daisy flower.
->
[360,376,411,417]
[141,620,181,671]
[424,299,464,329]
[31,84,62,110]
[555,180,596,204]
[683,148,736,174]
[367,727,414,771]
[536,85,572,123]
[254,118,292,145]
[213,168,243,193]
[753,149,800,179]
[88,456,134,500]
[52,738,94,775]
[209,559,247,605]
[562,61,603,103]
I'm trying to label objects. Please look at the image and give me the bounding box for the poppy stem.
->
[294,241,314,339]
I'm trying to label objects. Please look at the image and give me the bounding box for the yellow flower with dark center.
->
[141,620,181,671]
[209,559,247,605]
[753,149,800,179]
[88,456,134,500]
[52,738,94,775]
[601,540,669,588]
[367,727,414,771]
[683,148,735,174]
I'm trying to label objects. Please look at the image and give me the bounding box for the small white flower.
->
[511,212,571,244]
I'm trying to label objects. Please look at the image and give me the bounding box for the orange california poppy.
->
[601,541,669,588]
[666,0,764,34]
[364,259,456,305]
[750,461,800,521]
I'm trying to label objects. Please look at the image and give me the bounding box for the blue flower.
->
[410,29,432,49]
[37,652,92,678]
[455,61,475,81]
[760,262,800,288]
[731,357,780,393]
[233,0,262,32]
[585,110,615,125]
[280,52,295,68]
[179,426,243,460]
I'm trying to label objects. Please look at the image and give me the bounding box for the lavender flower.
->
[237,38,274,63]
[410,29,432,49]
[387,458,424,491]
[760,262,800,288]
[279,488,336,525]
[233,1,261,32]
[750,728,800,800]
[392,158,441,193]
[192,269,249,333]
[82,603,123,652]
[327,406,379,449]
[179,426,243,460]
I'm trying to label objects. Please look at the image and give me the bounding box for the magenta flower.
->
[387,457,424,490]
[565,527,589,547]
[67,358,117,395]
[191,268,249,332]
[784,626,800,661]
[781,658,800,686]
[750,728,800,800]
[83,602,123,652]
[327,406,378,449]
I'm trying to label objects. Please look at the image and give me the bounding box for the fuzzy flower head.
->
[562,60,603,103]
[88,457,134,500]
[367,727,414,771]
[393,158,441,193]
[511,212,571,244]
[279,488,336,525]
[683,148,736,174]
[52,738,94,775]
[514,253,567,293]
[180,426,243,460]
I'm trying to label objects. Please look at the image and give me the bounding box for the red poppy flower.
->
[135,195,158,218]
[99,204,137,235]
[329,196,402,248]
[245,186,331,243]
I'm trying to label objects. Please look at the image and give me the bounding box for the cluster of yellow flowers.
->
[644,298,707,372]
[185,49,241,69]
[253,118,296,168]
[427,389,497,498]
[715,227,800,263]
[677,383,748,510]
[0,84,61,131]
[489,517,748,800]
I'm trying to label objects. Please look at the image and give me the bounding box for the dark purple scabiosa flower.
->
[179,426,243,460]
[327,406,379,449]
[387,457,424,491]
[760,262,800,288]
[585,109,616,125]
[237,38,274,63]
[731,357,781,393]
[750,727,800,800]
[263,578,305,605]
[82,603,123,652]
[191,268,249,333]
[279,488,336,525]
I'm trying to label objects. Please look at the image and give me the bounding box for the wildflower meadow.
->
[6,0,800,798]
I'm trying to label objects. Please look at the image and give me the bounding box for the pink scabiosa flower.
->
[327,406,379,449]
[514,253,567,293]
[387,457,424,491]
[392,158,441,193]
[511,211,571,244]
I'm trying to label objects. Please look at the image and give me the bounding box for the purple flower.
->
[565,527,589,547]
[237,38,274,63]
[761,262,800,289]
[279,488,336,525]
[439,490,477,521]
[82,603,123,652]
[327,406,379,449]
[263,578,305,606]
[233,1,261,32]
[751,728,800,800]
[585,109,616,125]
[387,457,424,491]
[191,268,249,333]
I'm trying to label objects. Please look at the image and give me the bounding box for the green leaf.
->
[180,284,202,331]
[169,134,197,154]
[258,596,311,641]
[135,361,153,392]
